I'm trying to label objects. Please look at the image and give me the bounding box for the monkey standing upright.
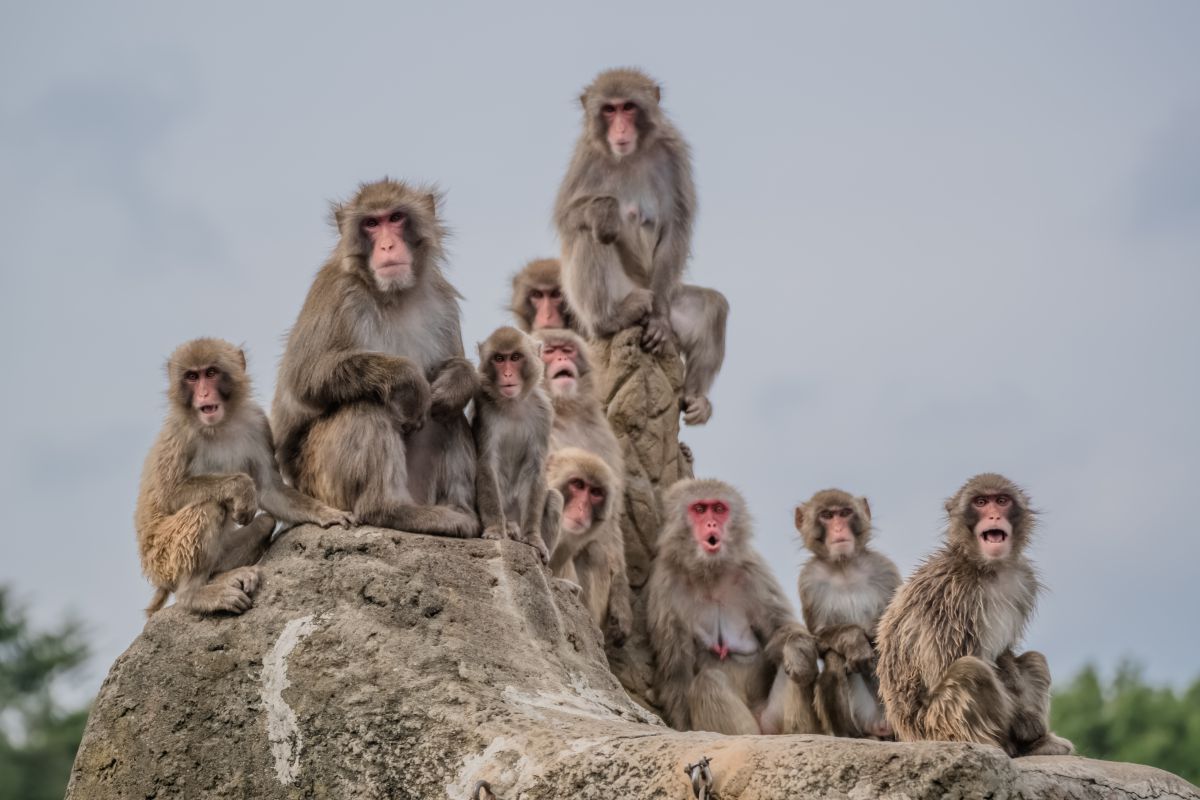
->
[555,68,727,426]
[647,479,821,735]
[795,489,901,738]
[876,473,1074,756]
[136,338,353,617]
[272,179,479,538]
[472,327,561,563]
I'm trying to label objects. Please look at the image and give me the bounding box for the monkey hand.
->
[504,520,521,540]
[210,567,261,615]
[781,634,820,686]
[429,359,477,418]
[605,603,633,647]
[521,531,550,565]
[391,373,432,434]
[225,474,258,526]
[1009,707,1049,747]
[641,312,672,354]
[587,196,622,244]
[681,395,713,426]
[481,524,506,540]
[842,634,875,675]
[314,505,356,529]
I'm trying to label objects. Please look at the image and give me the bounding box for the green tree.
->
[1052,660,1200,784]
[0,587,91,800]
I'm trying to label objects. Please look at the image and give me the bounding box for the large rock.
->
[68,526,1198,799]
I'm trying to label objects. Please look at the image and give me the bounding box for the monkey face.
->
[687,498,731,556]
[361,209,415,291]
[602,99,640,157]
[528,285,565,330]
[489,350,526,399]
[970,494,1015,560]
[819,507,858,559]
[561,476,607,534]
[541,341,581,397]
[182,364,229,426]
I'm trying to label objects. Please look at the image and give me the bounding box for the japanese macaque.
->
[136,339,353,617]
[510,258,577,333]
[876,474,1074,757]
[472,327,560,563]
[795,489,901,739]
[554,68,728,426]
[647,479,821,735]
[532,329,633,644]
[272,179,479,538]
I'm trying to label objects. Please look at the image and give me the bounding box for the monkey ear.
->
[859,497,872,521]
[793,505,805,532]
[579,92,589,109]
[236,348,247,372]
[332,203,348,232]
[654,84,662,103]
[421,192,437,216]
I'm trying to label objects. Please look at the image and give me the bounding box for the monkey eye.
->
[511,352,523,362]
[972,496,988,507]
[691,502,707,514]
[590,488,605,500]
[837,508,852,518]
[995,495,1012,507]
[712,502,727,515]
[204,366,219,378]
[562,346,575,356]
[601,103,616,114]
[184,370,199,382]
[389,211,406,224]
[492,353,505,363]
[569,478,586,491]
[549,288,562,299]
[622,101,636,112]
[363,217,379,229]
[818,509,834,521]
[530,289,544,299]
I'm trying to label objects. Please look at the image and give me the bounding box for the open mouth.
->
[552,368,576,380]
[980,529,1008,544]
[200,404,219,414]
[702,534,721,554]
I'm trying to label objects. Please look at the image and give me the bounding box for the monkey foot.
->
[681,395,712,426]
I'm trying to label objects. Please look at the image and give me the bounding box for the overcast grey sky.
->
[2,2,1198,698]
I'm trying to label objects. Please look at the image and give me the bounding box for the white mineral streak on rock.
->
[502,672,658,724]
[261,614,321,785]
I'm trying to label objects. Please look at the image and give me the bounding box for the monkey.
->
[509,257,579,333]
[136,339,354,617]
[875,473,1075,757]
[272,179,479,538]
[554,68,728,426]
[531,328,634,645]
[472,326,561,564]
[547,447,617,576]
[794,489,901,738]
[647,479,821,735]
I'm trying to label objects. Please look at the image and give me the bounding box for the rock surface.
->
[69,525,1199,800]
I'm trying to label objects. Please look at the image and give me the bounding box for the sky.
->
[2,2,1198,701]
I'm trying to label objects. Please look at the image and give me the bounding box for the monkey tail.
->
[145,587,170,617]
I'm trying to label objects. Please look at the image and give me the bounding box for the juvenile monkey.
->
[647,479,821,735]
[472,327,560,563]
[136,339,353,616]
[272,179,479,538]
[510,257,578,333]
[795,489,901,738]
[547,448,617,577]
[554,68,728,426]
[876,473,1074,756]
[533,329,633,644]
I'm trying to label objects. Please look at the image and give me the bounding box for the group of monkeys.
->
[133,68,1074,758]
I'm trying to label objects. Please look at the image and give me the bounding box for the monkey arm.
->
[297,351,424,409]
[259,482,354,529]
[765,624,819,687]
[429,357,478,418]
[646,575,697,730]
[648,152,696,317]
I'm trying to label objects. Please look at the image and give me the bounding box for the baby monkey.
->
[795,489,901,738]
[472,327,561,563]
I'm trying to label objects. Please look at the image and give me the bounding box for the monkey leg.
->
[997,649,1075,756]
[669,284,728,426]
[415,415,481,538]
[212,514,276,573]
[815,651,858,736]
[561,237,645,338]
[687,667,760,735]
[176,565,261,616]
[920,656,1014,749]
[539,488,563,556]
[141,501,228,616]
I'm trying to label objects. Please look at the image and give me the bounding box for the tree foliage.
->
[1052,660,1200,784]
[0,587,91,800]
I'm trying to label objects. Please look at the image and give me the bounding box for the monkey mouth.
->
[980,529,1008,544]
[374,259,411,274]
[197,403,223,424]
[498,383,521,398]
[702,534,722,554]
[552,368,577,380]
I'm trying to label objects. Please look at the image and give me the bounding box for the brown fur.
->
[472,327,558,563]
[646,479,820,734]
[795,489,901,738]
[272,179,479,538]
[532,329,633,643]
[137,339,352,616]
[876,474,1074,756]
[509,258,579,333]
[554,68,727,426]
